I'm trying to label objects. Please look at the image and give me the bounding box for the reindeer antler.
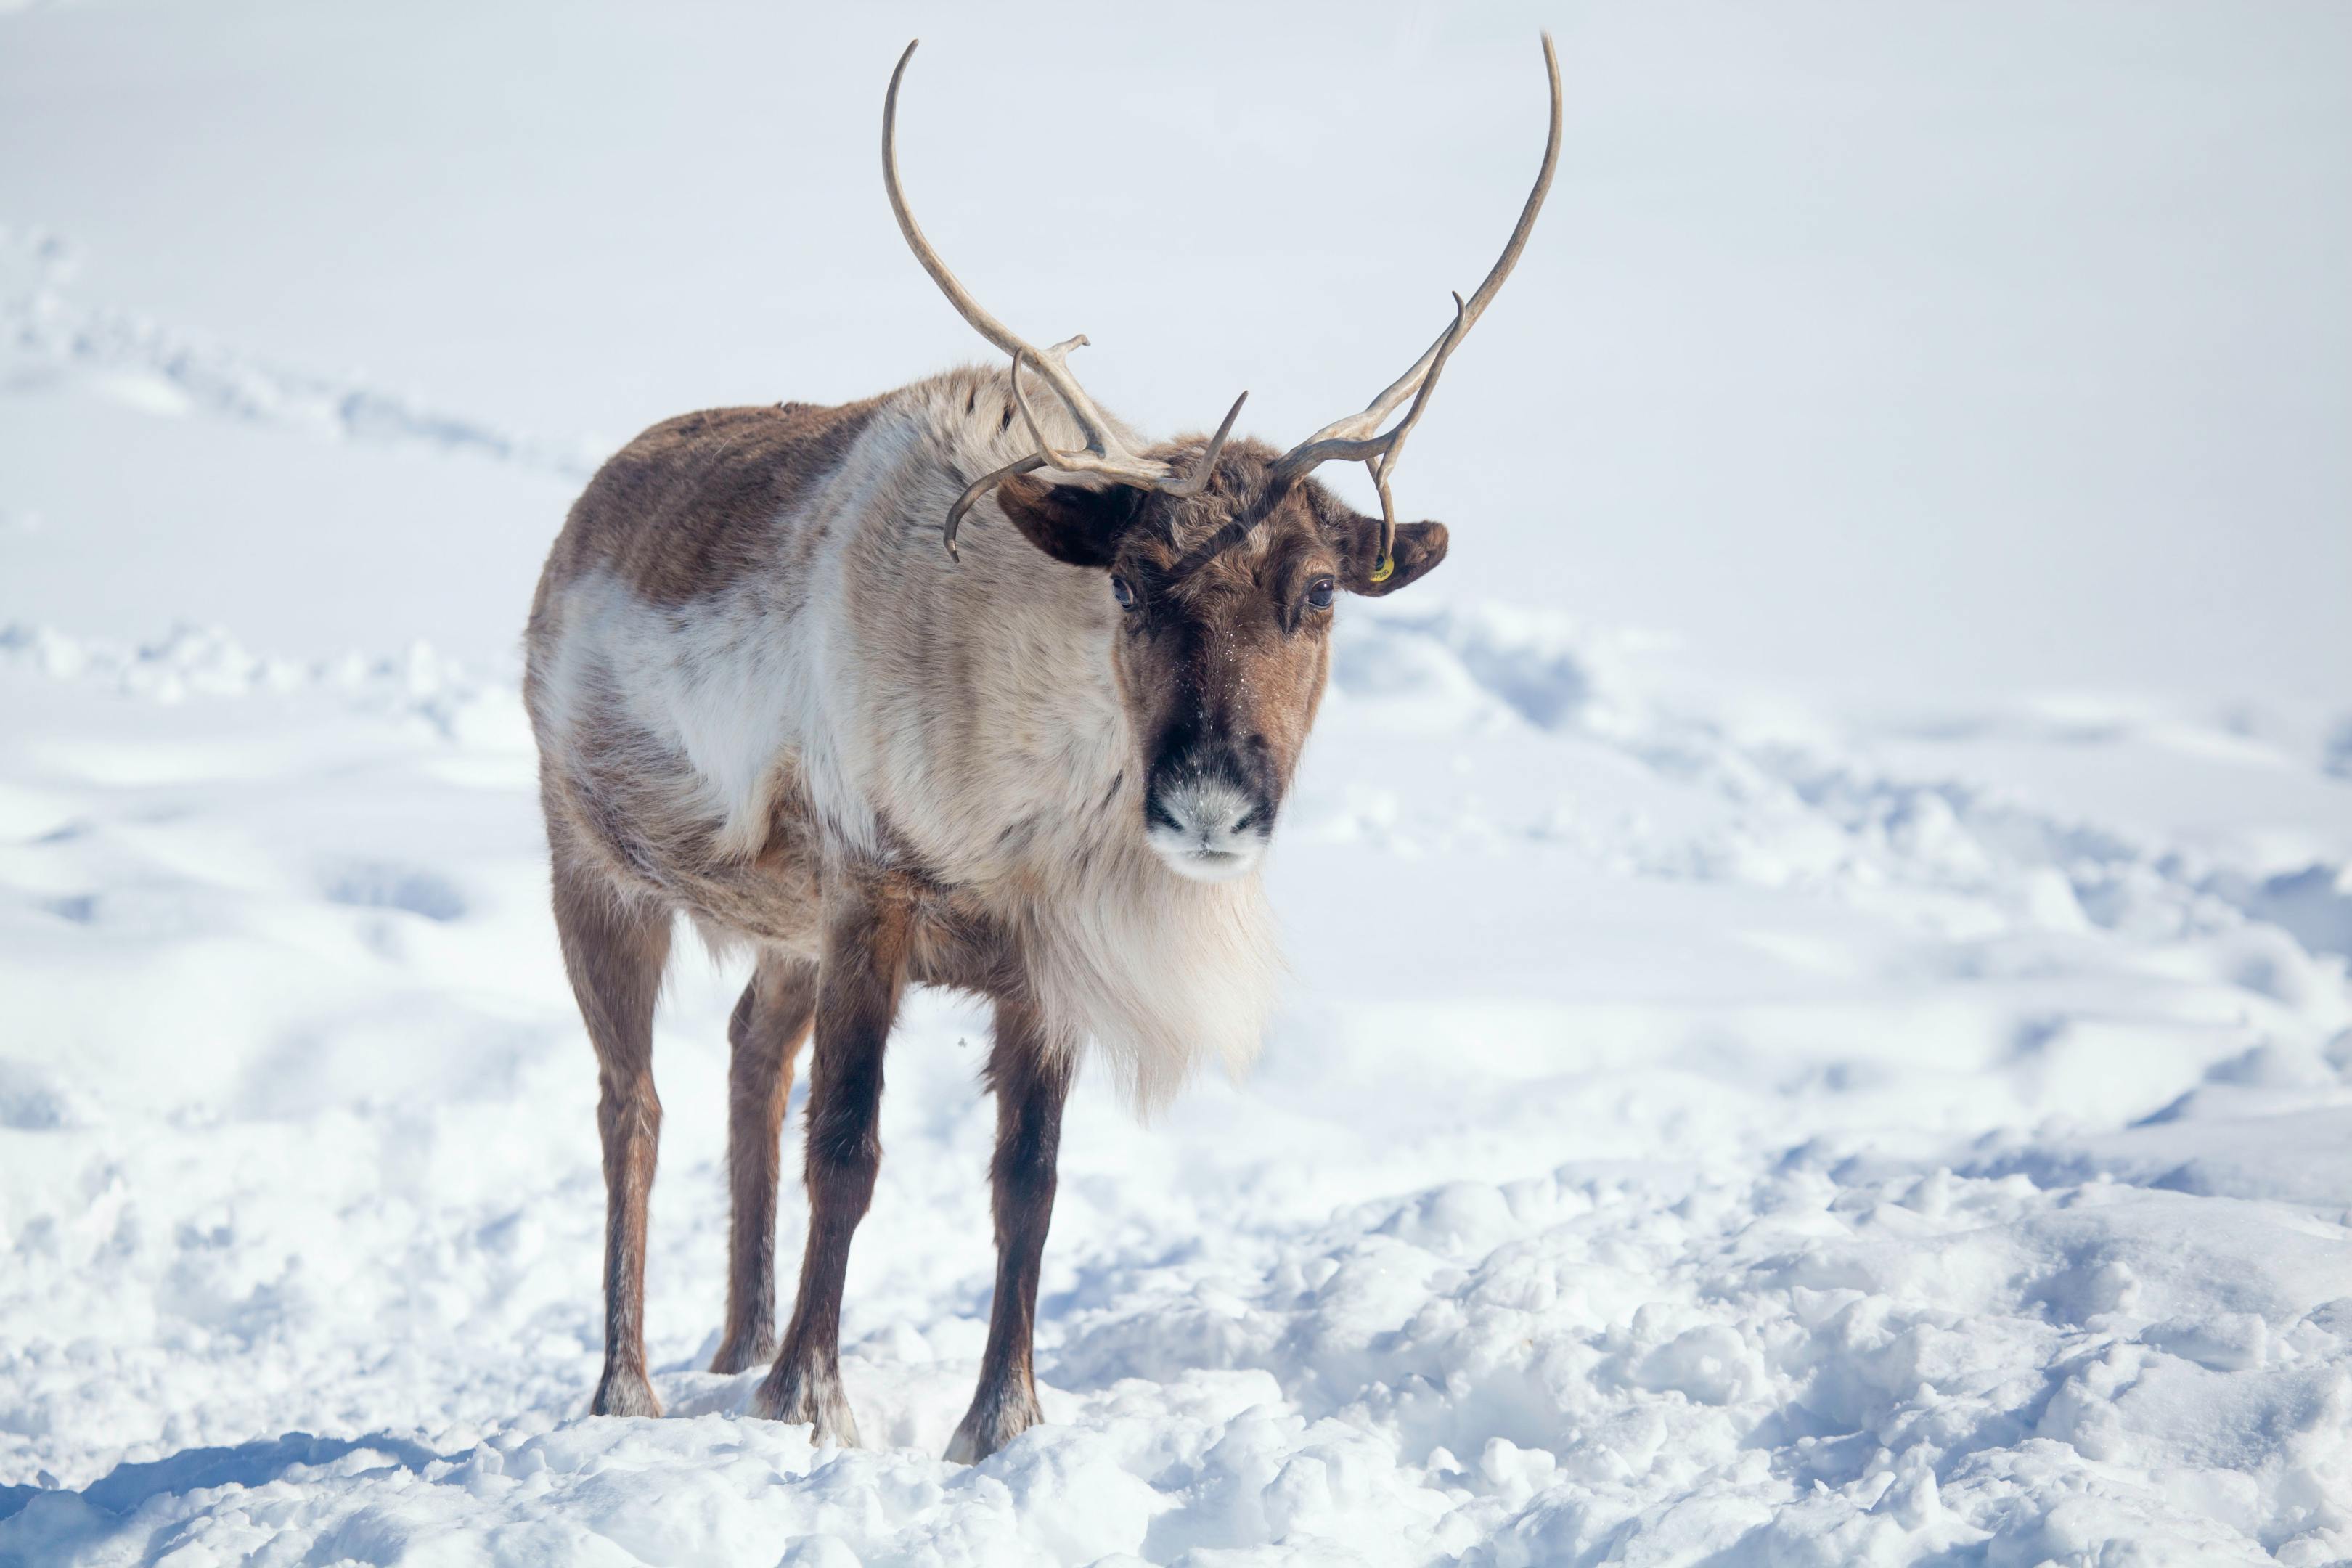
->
[884,40,1248,560]
[1267,34,1564,576]
[886,36,1560,570]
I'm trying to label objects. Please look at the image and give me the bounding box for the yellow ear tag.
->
[1369,552,1395,584]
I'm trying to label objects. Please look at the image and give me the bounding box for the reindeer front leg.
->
[947,998,1075,1463]
[751,875,910,1445]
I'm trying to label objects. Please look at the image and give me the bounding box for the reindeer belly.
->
[671,830,828,957]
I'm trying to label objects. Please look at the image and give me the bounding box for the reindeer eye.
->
[1305,576,1336,610]
[1110,575,1138,611]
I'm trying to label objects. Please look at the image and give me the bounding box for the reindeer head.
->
[984,444,1447,879]
[884,37,1560,881]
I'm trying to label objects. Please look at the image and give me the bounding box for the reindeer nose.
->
[1168,793,1252,844]
[1149,764,1259,838]
[1144,754,1272,882]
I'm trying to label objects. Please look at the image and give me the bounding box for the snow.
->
[4,610,2349,1564]
[4,3,2351,1564]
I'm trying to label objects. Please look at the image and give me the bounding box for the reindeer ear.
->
[1336,514,1449,597]
[992,474,1145,568]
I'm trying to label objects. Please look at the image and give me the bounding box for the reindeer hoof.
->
[590,1368,662,1418]
[751,1359,862,1447]
[708,1336,776,1376]
[945,1380,1043,1463]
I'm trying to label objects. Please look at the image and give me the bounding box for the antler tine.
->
[1275,33,1563,473]
[1361,291,1468,565]
[1008,350,1061,461]
[942,452,1048,561]
[1164,390,1249,498]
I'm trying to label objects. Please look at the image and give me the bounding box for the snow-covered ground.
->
[5,609,2351,1563]
[5,4,2351,1564]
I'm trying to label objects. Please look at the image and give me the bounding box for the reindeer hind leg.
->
[551,846,674,1418]
[712,950,818,1374]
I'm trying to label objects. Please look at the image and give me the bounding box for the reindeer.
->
[523,36,1560,1461]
